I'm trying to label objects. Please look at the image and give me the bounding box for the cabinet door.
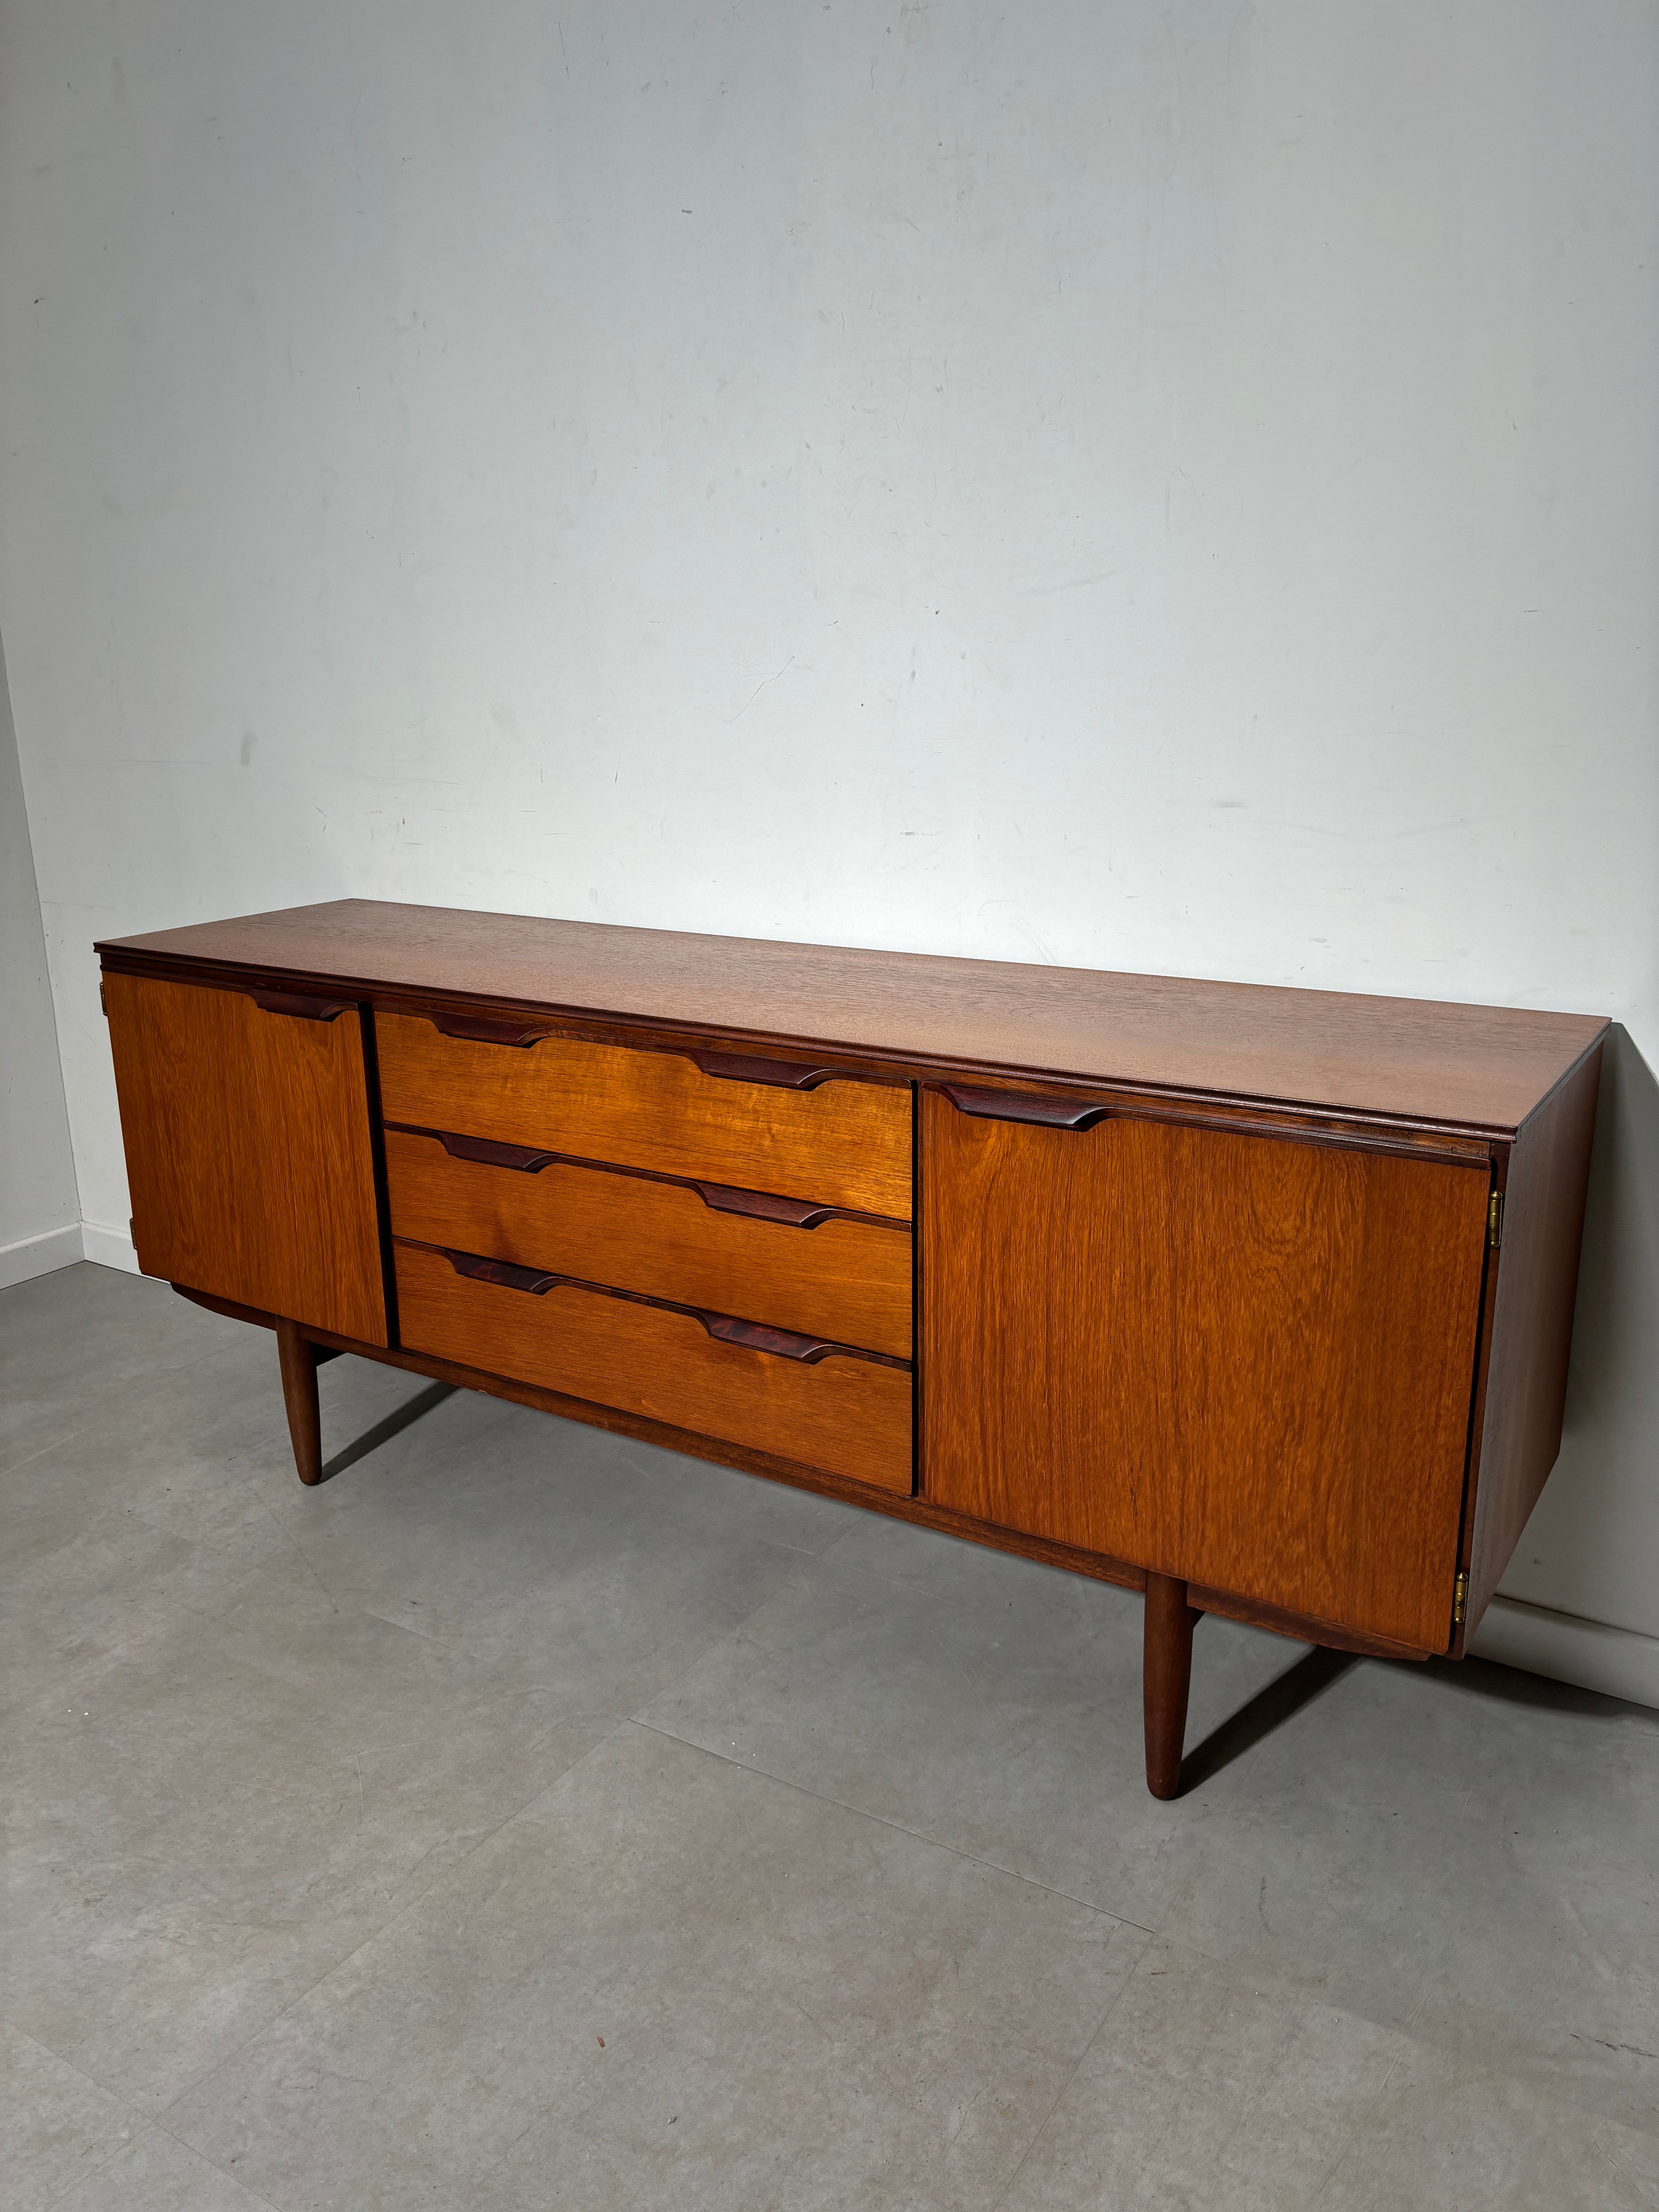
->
[921,1089,1489,1650]
[106,973,388,1345]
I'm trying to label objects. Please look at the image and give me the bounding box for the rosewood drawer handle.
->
[692,1182,843,1229]
[427,1012,557,1047]
[249,988,352,1022]
[697,1312,843,1362]
[940,1083,1111,1132]
[437,1132,559,1173]
[441,1248,564,1294]
[416,1242,908,1367]
[687,1049,845,1091]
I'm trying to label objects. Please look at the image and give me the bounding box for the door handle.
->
[427,1012,557,1047]
[249,988,352,1022]
[939,1083,1111,1131]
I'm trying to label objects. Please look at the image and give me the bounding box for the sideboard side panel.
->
[105,971,388,1345]
[921,1091,1490,1650]
[1463,1044,1604,1633]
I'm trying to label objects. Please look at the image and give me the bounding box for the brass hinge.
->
[1453,1571,1468,1626]
[99,979,108,1017]
[1487,1191,1504,1249]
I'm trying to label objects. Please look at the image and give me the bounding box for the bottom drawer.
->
[395,1242,912,1494]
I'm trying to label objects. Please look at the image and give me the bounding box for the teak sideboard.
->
[96,900,1606,1797]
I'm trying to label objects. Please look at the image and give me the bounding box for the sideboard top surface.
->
[97,898,1606,1134]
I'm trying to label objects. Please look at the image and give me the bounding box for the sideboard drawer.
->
[395,1241,912,1493]
[384,1128,912,1358]
[376,1012,911,1219]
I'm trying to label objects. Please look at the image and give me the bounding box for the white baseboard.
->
[80,1220,140,1274]
[1470,1595,1659,1712]
[0,1222,83,1290]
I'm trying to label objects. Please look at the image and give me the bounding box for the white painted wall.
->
[1,3,1654,1672]
[0,627,80,1285]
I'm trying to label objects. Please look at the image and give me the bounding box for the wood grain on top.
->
[96,898,1606,1132]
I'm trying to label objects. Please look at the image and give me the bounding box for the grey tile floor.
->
[3,1265,1657,2210]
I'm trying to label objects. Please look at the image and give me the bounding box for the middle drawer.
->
[384,1127,913,1359]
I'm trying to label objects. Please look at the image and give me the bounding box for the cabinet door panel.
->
[921,1090,1488,1650]
[106,973,387,1344]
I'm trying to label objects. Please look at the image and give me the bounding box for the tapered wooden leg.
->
[276,1317,325,1486]
[1143,1571,1200,1800]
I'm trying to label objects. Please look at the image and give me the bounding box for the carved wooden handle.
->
[441,1249,563,1294]
[940,1084,1111,1131]
[249,988,352,1022]
[412,1133,895,1228]
[422,1020,848,1084]
[437,1132,558,1173]
[433,1243,906,1368]
[428,1012,557,1047]
[687,1049,844,1091]
[697,1312,843,1362]
[692,1182,844,1229]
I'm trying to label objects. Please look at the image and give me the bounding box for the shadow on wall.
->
[1496,1025,1659,1639]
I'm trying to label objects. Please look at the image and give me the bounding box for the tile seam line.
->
[1306,2049,1410,2207]
[610,1445,855,1536]
[0,1348,237,1482]
[143,2118,290,2212]
[151,1717,635,2127]
[985,1955,1146,2212]
[1,1425,299,1630]
[30,2123,151,2212]
[0,2013,154,2212]
[755,1512,1166,1642]
[609,1453,867,1564]
[732,1528,864,1574]
[0,1429,97,1485]
[198,1451,360,1631]
[588,1523,868,1683]
[1128,1906,1628,2128]
[640,1515,1063,1656]
[2,1338,322,1537]
[624,1717,1159,1933]
[0,1520,333,1724]
[799,1530,1014,1611]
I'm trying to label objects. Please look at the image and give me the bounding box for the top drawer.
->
[375,1012,912,1219]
